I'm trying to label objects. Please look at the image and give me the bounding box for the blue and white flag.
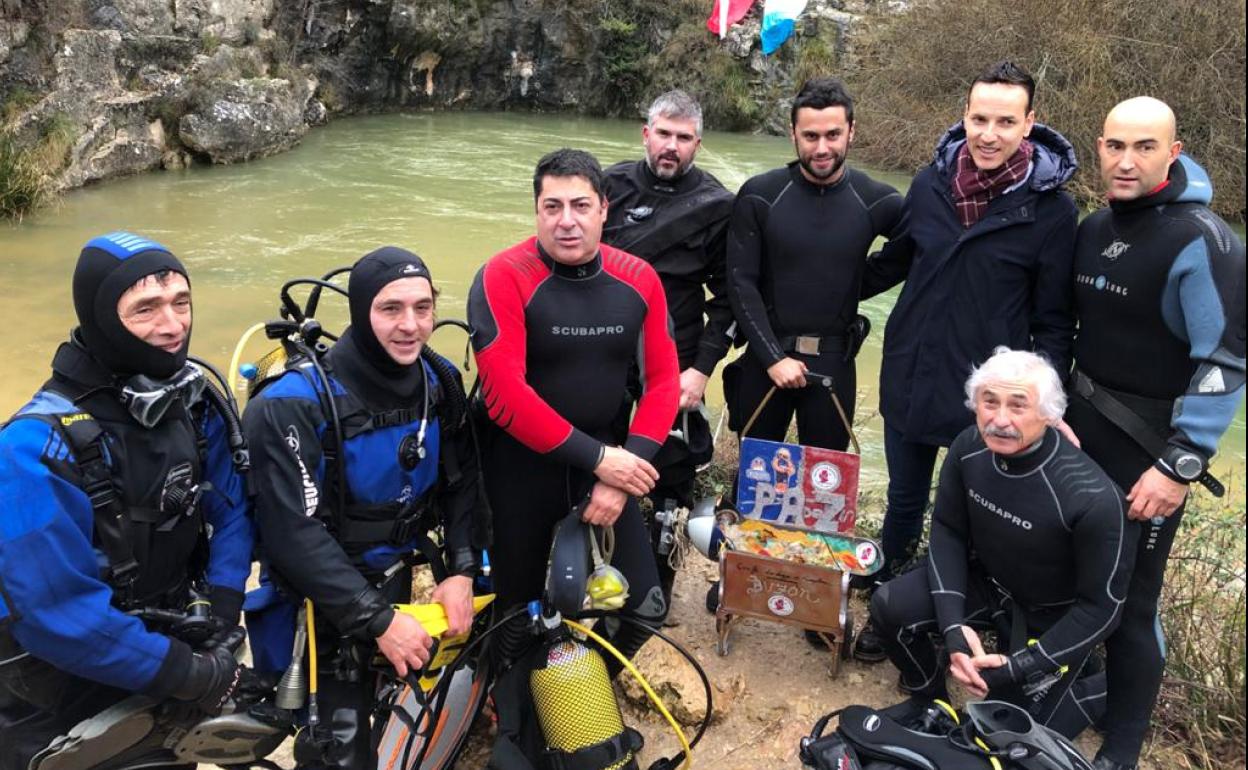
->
[760,0,807,55]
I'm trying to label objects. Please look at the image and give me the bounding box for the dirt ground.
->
[250,556,1184,770]
[442,557,1130,770]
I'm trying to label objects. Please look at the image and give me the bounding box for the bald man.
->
[1067,97,1245,770]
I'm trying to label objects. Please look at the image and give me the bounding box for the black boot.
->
[852,620,887,663]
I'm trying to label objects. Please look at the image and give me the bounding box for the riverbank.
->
[2,0,1244,221]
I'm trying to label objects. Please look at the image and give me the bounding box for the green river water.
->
[0,112,1242,493]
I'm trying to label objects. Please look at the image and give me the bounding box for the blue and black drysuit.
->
[243,327,483,770]
[0,340,253,770]
[1067,154,1245,766]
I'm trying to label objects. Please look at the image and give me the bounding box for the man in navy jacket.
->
[858,61,1078,658]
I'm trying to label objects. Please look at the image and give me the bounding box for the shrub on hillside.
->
[1151,485,1246,768]
[848,0,1245,222]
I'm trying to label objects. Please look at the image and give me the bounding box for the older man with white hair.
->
[868,347,1139,739]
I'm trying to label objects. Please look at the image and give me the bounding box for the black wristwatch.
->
[1157,446,1205,483]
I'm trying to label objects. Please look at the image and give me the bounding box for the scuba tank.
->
[527,607,642,770]
[526,509,642,770]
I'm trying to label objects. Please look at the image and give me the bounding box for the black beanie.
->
[347,246,433,374]
[72,232,190,379]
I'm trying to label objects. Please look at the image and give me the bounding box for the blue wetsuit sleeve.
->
[1028,199,1078,378]
[199,405,254,622]
[243,387,392,639]
[0,420,192,698]
[727,187,786,368]
[1160,229,1246,461]
[927,437,972,653]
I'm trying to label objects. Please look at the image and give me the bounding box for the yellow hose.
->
[306,599,318,696]
[227,322,267,395]
[563,619,694,769]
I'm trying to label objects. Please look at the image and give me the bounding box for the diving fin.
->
[965,701,1093,770]
[28,696,157,770]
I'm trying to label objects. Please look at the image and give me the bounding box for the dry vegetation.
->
[847,0,1246,221]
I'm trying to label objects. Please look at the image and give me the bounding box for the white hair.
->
[647,89,703,137]
[964,346,1067,421]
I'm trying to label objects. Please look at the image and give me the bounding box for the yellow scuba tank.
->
[529,624,639,770]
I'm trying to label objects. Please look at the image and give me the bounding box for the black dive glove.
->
[978,647,1060,696]
[173,645,241,714]
[203,624,247,654]
[978,662,1016,693]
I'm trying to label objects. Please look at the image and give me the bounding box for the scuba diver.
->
[0,232,254,770]
[869,348,1138,741]
[242,247,486,770]
[602,89,734,607]
[468,149,680,766]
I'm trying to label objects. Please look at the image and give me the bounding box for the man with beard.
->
[602,90,734,604]
[0,232,253,769]
[726,76,906,452]
[859,63,1079,647]
[1065,97,1245,770]
[243,248,483,769]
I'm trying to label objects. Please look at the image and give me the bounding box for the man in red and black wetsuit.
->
[468,148,680,669]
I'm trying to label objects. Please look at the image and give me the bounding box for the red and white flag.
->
[706,0,757,38]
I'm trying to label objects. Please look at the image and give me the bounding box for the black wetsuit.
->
[243,333,481,770]
[468,237,679,669]
[870,426,1138,738]
[602,159,734,603]
[604,160,735,381]
[727,162,905,448]
[1066,155,1246,766]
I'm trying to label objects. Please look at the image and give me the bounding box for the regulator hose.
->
[579,610,714,768]
[420,346,468,432]
[564,618,694,770]
[226,322,266,395]
[400,605,712,770]
[190,355,250,474]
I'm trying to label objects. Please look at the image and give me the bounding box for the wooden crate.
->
[715,549,852,674]
[715,438,867,675]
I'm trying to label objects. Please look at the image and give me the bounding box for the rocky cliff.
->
[0,0,865,204]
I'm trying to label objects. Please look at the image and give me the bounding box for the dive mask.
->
[120,365,207,428]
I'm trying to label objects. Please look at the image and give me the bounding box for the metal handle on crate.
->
[737,374,862,455]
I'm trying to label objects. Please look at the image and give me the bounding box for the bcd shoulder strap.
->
[9,413,140,602]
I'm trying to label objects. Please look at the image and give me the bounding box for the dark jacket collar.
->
[933,122,1078,193]
[634,159,707,195]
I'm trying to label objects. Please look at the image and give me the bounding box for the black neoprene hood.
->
[346,246,432,375]
[72,231,190,379]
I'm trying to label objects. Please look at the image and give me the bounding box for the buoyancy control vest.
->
[250,344,475,575]
[3,347,219,610]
